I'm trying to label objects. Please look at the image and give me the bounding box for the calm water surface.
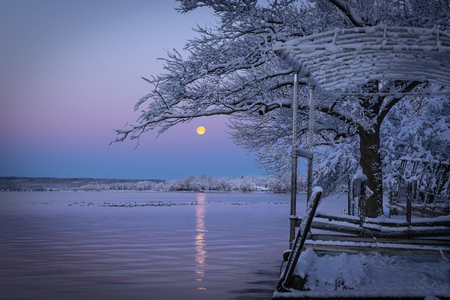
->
[0,192,308,300]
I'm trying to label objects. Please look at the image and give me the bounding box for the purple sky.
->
[0,0,264,180]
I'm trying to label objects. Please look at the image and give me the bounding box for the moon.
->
[197,126,206,135]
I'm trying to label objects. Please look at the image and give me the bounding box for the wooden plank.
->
[306,219,450,238]
[272,292,444,300]
[303,233,450,257]
[309,233,450,246]
[302,240,450,257]
[389,203,449,217]
[313,212,450,227]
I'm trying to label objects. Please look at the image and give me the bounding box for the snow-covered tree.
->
[113,0,450,217]
[382,96,450,188]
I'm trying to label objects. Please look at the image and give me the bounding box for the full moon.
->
[197,126,206,135]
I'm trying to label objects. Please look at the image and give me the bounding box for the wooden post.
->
[307,85,314,203]
[406,181,412,228]
[348,176,352,216]
[290,71,299,249]
[307,159,313,204]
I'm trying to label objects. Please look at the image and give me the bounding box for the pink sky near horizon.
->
[0,0,264,180]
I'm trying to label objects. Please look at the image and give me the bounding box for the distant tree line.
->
[0,177,163,192]
[77,174,310,193]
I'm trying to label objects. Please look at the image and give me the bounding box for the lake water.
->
[0,191,310,300]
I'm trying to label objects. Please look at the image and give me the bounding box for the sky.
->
[0,0,265,180]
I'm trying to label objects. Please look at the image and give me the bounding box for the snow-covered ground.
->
[276,248,449,299]
[274,194,450,299]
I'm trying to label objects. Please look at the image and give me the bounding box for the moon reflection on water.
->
[195,193,207,290]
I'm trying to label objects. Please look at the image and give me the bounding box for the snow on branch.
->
[328,0,369,27]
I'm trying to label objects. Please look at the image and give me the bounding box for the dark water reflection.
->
[0,192,300,300]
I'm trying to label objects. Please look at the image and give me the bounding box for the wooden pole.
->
[307,86,314,203]
[358,179,366,236]
[348,176,352,215]
[290,71,299,249]
[406,181,412,228]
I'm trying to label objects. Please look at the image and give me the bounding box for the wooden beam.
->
[309,234,450,246]
[302,240,450,257]
[313,212,450,227]
[304,219,450,238]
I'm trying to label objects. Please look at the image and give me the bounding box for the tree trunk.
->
[359,126,383,218]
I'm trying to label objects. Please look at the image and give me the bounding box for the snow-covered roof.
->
[274,26,450,95]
